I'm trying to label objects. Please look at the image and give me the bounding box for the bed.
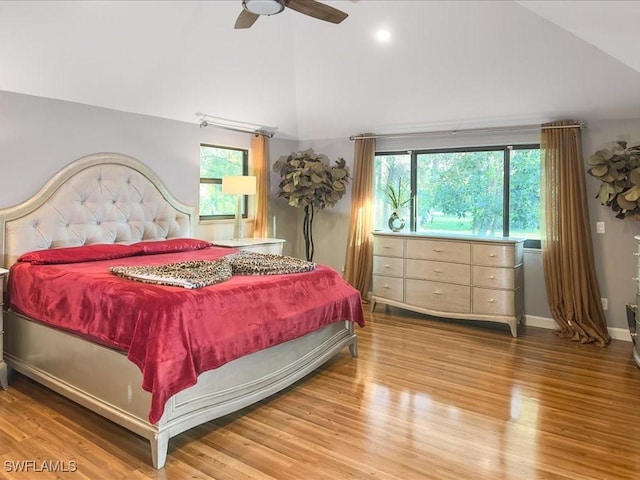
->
[0,152,364,468]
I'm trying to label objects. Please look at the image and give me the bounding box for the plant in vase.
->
[384,177,412,232]
[273,149,350,261]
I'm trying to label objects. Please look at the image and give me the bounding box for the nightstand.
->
[212,238,286,255]
[0,267,8,389]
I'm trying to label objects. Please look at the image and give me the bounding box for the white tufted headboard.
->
[0,153,195,268]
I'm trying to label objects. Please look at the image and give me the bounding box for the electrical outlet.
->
[601,298,608,311]
[596,222,605,234]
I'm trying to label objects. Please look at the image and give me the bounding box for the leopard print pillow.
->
[226,251,316,276]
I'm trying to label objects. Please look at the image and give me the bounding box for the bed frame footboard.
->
[4,310,357,468]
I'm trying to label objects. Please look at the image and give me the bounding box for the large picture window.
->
[374,145,541,248]
[199,144,249,220]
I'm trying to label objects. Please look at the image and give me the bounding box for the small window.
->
[199,144,248,220]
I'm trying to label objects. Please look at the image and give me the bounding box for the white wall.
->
[2,89,638,336]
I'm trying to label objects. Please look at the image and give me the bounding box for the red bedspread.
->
[7,243,365,423]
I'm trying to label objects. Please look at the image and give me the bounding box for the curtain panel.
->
[540,121,610,346]
[344,136,375,300]
[251,134,269,238]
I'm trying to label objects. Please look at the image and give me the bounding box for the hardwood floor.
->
[1,308,639,479]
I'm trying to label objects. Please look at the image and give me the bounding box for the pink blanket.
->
[8,243,364,423]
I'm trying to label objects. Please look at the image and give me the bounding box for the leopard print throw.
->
[109,251,316,289]
[109,259,233,289]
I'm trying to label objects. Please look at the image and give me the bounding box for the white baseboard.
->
[524,315,632,342]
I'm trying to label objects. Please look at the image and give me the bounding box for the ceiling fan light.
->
[243,0,285,16]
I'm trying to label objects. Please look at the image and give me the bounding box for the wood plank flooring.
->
[1,308,640,479]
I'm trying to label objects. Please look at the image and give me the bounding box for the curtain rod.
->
[349,121,587,141]
[199,120,275,138]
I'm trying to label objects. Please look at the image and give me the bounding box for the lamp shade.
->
[222,175,257,195]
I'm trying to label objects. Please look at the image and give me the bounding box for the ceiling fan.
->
[235,0,348,29]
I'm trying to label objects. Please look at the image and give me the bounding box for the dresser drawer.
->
[472,266,517,289]
[472,244,516,267]
[405,279,470,313]
[373,236,404,258]
[406,259,470,285]
[372,275,404,303]
[473,287,515,315]
[406,239,470,263]
[373,256,404,277]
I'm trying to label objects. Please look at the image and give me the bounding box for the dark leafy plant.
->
[384,177,412,210]
[587,141,640,219]
[273,149,350,261]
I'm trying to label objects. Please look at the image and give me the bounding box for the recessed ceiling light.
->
[376,29,391,43]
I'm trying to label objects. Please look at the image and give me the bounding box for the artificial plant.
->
[587,141,640,219]
[273,149,350,261]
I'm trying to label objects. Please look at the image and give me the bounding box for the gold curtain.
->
[251,134,269,238]
[540,121,610,346]
[344,136,376,300]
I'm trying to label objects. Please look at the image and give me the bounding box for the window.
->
[199,144,248,220]
[374,144,541,248]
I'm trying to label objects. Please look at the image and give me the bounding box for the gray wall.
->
[585,119,640,333]
[0,90,298,256]
[2,90,639,335]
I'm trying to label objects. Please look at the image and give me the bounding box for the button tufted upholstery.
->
[1,153,195,267]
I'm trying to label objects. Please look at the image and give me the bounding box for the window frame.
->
[375,143,541,249]
[199,143,249,221]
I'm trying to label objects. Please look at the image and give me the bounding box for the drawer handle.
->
[489,253,496,257]
[433,248,443,253]
[488,275,495,279]
[383,284,391,289]
[384,264,391,268]
[433,290,443,295]
[383,245,392,249]
[488,298,496,303]
[434,269,443,273]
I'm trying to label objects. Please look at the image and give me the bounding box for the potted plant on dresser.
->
[384,177,412,232]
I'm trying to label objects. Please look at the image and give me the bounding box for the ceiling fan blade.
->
[286,0,348,24]
[235,9,260,29]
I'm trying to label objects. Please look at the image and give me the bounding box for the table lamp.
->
[222,175,257,239]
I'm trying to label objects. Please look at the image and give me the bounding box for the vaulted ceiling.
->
[1,1,638,140]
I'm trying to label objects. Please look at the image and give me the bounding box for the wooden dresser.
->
[0,267,8,389]
[371,232,524,336]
